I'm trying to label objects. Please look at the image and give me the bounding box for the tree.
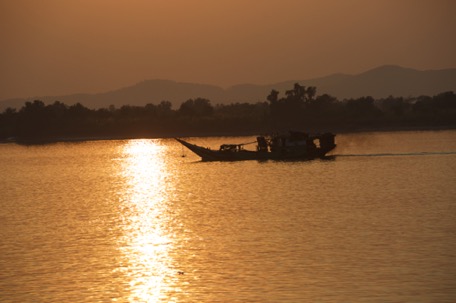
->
[178,98,213,117]
[47,101,68,119]
[285,83,305,102]
[157,100,173,118]
[68,103,90,119]
[380,96,409,117]
[306,86,317,101]
[267,89,279,103]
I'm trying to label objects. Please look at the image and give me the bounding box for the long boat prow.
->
[175,138,198,151]
[175,138,215,161]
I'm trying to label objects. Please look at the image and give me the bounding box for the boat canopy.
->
[219,144,243,152]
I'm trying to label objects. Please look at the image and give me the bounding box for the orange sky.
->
[1,0,455,100]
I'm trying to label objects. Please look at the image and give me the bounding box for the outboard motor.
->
[319,133,336,152]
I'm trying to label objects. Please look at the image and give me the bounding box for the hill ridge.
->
[1,65,455,111]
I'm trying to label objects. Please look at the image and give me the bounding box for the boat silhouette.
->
[176,131,336,161]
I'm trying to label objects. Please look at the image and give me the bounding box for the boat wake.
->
[332,151,456,158]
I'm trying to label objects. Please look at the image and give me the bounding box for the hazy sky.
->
[1,0,455,100]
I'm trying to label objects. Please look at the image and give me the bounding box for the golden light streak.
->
[117,139,177,302]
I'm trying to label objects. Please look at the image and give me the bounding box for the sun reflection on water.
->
[117,139,178,302]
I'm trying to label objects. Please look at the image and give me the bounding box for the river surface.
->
[1,130,456,302]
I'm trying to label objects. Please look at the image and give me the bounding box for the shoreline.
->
[1,125,455,145]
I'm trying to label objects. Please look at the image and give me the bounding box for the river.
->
[1,130,455,302]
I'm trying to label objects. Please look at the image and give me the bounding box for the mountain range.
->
[1,65,455,111]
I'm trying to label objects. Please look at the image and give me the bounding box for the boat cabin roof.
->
[219,144,243,151]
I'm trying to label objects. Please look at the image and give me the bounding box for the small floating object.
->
[178,271,184,275]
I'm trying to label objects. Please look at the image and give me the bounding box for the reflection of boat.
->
[176,131,336,161]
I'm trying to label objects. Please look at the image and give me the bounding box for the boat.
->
[176,131,336,161]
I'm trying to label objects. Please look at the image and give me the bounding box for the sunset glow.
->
[1,0,455,99]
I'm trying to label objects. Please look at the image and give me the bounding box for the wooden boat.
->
[176,131,336,161]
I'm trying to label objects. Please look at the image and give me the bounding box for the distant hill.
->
[312,65,456,99]
[1,65,455,111]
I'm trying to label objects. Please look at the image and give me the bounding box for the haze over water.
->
[1,130,455,302]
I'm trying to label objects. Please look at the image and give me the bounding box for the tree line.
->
[1,83,455,142]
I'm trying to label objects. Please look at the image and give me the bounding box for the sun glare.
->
[117,139,177,302]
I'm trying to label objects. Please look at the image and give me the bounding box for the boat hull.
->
[176,138,336,161]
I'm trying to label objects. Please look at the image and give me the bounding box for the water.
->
[1,130,456,302]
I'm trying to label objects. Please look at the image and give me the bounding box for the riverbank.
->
[2,124,455,145]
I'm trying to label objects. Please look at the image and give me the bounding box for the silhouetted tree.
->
[68,103,90,119]
[306,86,317,101]
[433,91,456,110]
[380,96,410,117]
[0,107,17,138]
[267,89,279,103]
[306,93,339,125]
[179,98,213,117]
[267,83,319,128]
[156,100,173,118]
[1,87,456,142]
